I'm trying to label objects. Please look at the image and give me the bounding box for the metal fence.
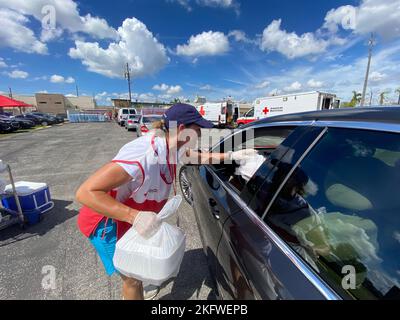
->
[67,111,110,123]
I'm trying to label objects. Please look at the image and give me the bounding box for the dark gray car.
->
[181,107,400,300]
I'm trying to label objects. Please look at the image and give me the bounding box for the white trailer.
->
[237,91,340,126]
[194,101,240,128]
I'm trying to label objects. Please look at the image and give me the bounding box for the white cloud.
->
[0,0,118,41]
[33,76,48,81]
[255,80,270,89]
[260,19,330,59]
[0,8,47,54]
[268,89,282,96]
[169,0,193,11]
[153,84,182,95]
[200,84,213,91]
[0,58,7,68]
[307,79,324,89]
[369,71,387,83]
[170,0,239,13]
[50,75,75,84]
[69,18,169,79]
[197,0,240,14]
[153,84,170,91]
[65,77,75,84]
[176,31,230,57]
[7,70,29,79]
[324,0,400,40]
[284,81,302,92]
[167,85,183,95]
[228,30,255,44]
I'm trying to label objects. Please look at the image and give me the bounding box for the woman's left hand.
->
[133,211,162,239]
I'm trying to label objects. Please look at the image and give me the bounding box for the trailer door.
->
[321,96,333,110]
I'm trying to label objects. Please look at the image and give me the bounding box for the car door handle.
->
[208,198,220,220]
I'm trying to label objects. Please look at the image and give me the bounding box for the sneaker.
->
[144,285,160,300]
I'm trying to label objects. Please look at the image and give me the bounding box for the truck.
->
[194,100,240,128]
[236,91,340,126]
[117,108,137,126]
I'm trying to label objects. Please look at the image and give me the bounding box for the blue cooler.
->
[1,181,54,215]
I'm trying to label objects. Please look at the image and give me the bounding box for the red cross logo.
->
[199,106,205,116]
[263,107,270,115]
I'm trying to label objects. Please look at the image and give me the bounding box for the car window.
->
[129,109,136,115]
[143,116,161,123]
[245,126,326,213]
[263,128,400,300]
[122,109,129,115]
[246,108,254,117]
[209,126,296,195]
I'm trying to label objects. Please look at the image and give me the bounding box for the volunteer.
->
[75,103,257,300]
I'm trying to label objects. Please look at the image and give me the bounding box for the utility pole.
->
[8,87,13,99]
[360,33,375,107]
[124,63,132,105]
[76,84,79,97]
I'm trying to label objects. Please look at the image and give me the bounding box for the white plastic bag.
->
[113,195,186,286]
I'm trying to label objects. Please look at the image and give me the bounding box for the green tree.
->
[379,90,390,105]
[342,91,362,108]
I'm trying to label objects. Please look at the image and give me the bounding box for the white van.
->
[118,108,137,126]
[237,91,340,126]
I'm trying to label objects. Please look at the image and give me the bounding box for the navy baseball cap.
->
[163,103,214,129]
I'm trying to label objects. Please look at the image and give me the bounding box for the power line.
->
[360,33,375,107]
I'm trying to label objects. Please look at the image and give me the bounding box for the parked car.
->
[11,117,35,129]
[15,114,41,125]
[28,113,57,125]
[55,114,66,123]
[0,120,12,133]
[1,115,35,129]
[180,107,400,300]
[0,115,21,131]
[137,115,163,137]
[125,115,141,131]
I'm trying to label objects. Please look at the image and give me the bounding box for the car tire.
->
[41,121,48,126]
[179,166,193,206]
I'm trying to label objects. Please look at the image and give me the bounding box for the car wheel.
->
[41,121,48,126]
[179,166,193,205]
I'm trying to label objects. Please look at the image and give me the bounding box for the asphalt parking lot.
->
[0,122,217,300]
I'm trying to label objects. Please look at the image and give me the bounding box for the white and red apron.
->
[77,134,176,240]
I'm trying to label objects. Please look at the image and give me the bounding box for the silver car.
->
[124,115,141,131]
[136,115,163,137]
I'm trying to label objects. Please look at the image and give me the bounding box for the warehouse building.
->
[11,93,97,114]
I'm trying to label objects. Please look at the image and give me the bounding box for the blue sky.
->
[0,0,399,105]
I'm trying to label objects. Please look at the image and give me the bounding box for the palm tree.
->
[350,91,362,107]
[379,91,390,106]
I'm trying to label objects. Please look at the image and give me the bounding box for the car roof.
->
[246,107,400,128]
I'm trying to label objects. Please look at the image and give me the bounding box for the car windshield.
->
[143,116,162,123]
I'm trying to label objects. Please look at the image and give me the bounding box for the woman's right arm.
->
[76,162,139,224]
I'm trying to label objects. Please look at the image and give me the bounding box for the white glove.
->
[229,149,259,162]
[133,211,161,239]
[235,154,265,182]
